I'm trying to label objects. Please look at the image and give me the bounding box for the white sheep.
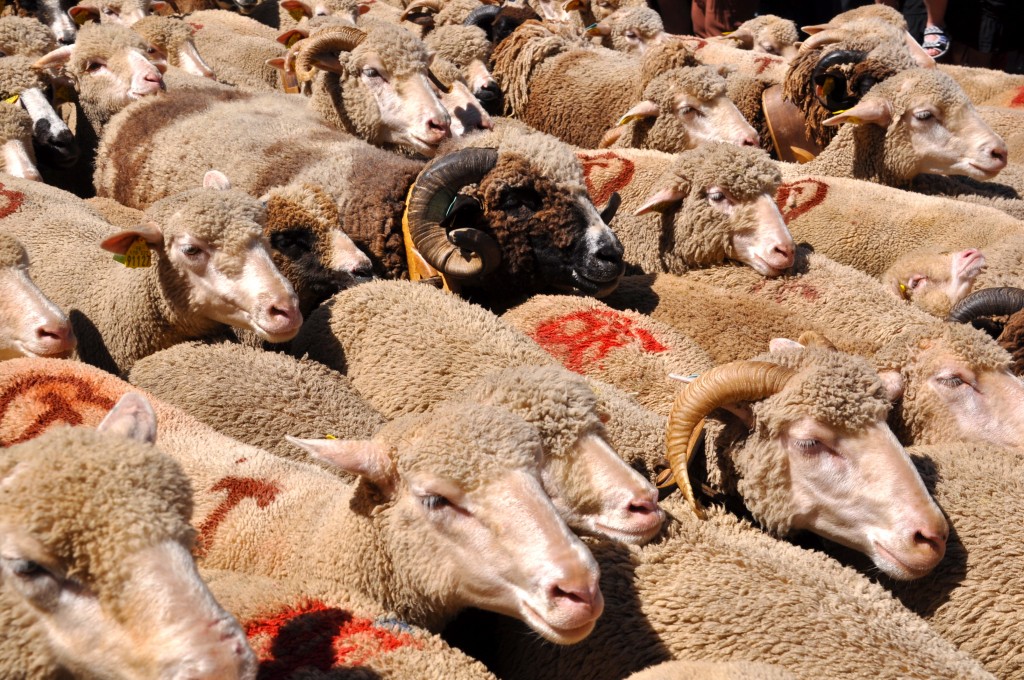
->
[0,233,75,360]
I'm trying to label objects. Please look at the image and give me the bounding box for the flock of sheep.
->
[0,0,1022,676]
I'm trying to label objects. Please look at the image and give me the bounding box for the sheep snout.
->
[127,50,165,98]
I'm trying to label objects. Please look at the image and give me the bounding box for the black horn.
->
[600,192,621,224]
[407,147,502,280]
[464,4,500,38]
[948,287,1024,324]
[811,49,868,113]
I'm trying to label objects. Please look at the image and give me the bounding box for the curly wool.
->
[0,102,34,154]
[639,39,697,89]
[0,426,195,607]
[998,310,1024,375]
[145,187,265,247]
[599,6,663,53]
[424,25,491,70]
[735,14,797,48]
[432,0,487,26]
[0,55,49,100]
[0,232,26,267]
[491,20,581,117]
[456,366,605,460]
[0,15,55,56]
[132,15,195,60]
[828,3,907,30]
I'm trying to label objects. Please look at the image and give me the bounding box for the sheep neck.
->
[805,123,909,188]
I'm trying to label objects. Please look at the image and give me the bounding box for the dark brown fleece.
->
[998,309,1024,376]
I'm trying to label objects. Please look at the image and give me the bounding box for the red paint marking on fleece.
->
[1011,86,1024,108]
[531,309,668,374]
[753,55,779,74]
[579,151,636,207]
[196,476,280,557]
[775,178,828,223]
[0,374,116,446]
[0,183,24,219]
[246,600,421,678]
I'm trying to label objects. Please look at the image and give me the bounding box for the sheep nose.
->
[771,241,794,267]
[596,236,624,263]
[545,572,602,623]
[911,525,947,564]
[426,115,450,138]
[989,144,1008,165]
[35,323,76,355]
[351,261,374,282]
[144,70,163,85]
[741,134,759,147]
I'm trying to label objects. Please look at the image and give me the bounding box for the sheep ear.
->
[357,3,370,14]
[276,29,308,47]
[585,22,610,37]
[98,393,158,444]
[726,27,754,49]
[266,56,287,71]
[562,0,581,10]
[822,98,892,128]
[203,170,232,190]
[68,6,100,25]
[878,370,904,402]
[616,100,660,127]
[177,42,216,78]
[634,186,687,215]
[280,0,312,19]
[32,45,74,71]
[150,0,172,13]
[101,222,164,254]
[800,23,828,35]
[769,338,804,352]
[285,436,396,489]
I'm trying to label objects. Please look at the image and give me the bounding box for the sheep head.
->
[100,174,303,343]
[408,133,625,298]
[665,347,948,581]
[427,55,493,136]
[32,23,166,130]
[425,24,501,115]
[601,65,758,152]
[0,234,75,360]
[261,183,373,316]
[0,55,79,168]
[723,14,799,61]
[881,247,986,318]
[279,0,362,27]
[877,323,1024,449]
[287,402,604,644]
[822,68,1008,182]
[457,366,665,545]
[289,21,452,156]
[635,143,793,277]
[0,394,257,679]
[26,0,78,46]
[585,6,665,56]
[68,0,170,28]
[801,10,934,69]
[132,16,216,79]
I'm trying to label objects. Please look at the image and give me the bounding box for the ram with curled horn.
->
[658,346,948,581]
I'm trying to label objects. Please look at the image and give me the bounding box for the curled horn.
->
[811,49,868,113]
[407,147,502,279]
[401,0,441,21]
[464,4,499,31]
[294,25,366,81]
[664,361,796,518]
[947,287,1024,324]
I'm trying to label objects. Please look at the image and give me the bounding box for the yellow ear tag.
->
[324,434,338,440]
[72,10,91,26]
[285,33,303,48]
[2,94,18,105]
[113,237,152,268]
[287,7,305,20]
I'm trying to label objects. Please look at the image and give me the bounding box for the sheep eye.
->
[937,375,966,388]
[103,7,115,14]
[906,276,927,290]
[679,105,697,116]
[180,244,203,257]
[420,494,450,511]
[624,31,637,39]
[85,61,104,73]
[362,67,381,79]
[913,110,934,121]
[9,559,46,579]
[707,190,726,203]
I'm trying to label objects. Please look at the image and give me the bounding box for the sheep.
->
[584,6,665,56]
[0,15,57,56]
[0,356,607,645]
[131,14,217,79]
[597,64,760,152]
[395,0,490,32]
[96,111,626,307]
[277,0,362,30]
[0,102,41,180]
[68,0,170,26]
[0,55,79,174]
[4,0,77,45]
[0,394,257,680]
[945,287,1024,375]
[128,338,668,545]
[563,0,644,24]
[577,143,795,277]
[426,53,494,137]
[880,247,987,318]
[716,14,798,60]
[0,233,76,360]
[0,172,301,374]
[501,294,713,415]
[423,23,501,113]
[458,494,990,680]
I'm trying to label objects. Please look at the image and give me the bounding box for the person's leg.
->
[691,0,708,36]
[702,0,758,36]
[921,0,950,58]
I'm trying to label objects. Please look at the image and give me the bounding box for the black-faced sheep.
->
[0,173,301,374]
[0,54,78,174]
[0,395,257,680]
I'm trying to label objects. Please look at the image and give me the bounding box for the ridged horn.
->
[948,287,1024,323]
[294,25,366,80]
[464,4,499,31]
[407,147,501,280]
[664,361,796,519]
[401,0,441,21]
[811,49,868,113]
